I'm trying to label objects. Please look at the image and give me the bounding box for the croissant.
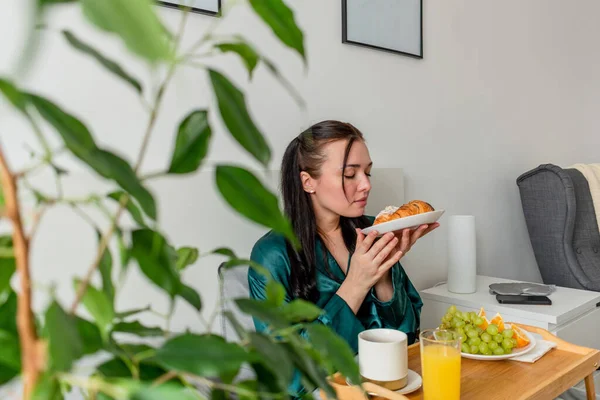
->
[374,200,434,225]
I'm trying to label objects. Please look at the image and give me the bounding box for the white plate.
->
[346,369,422,396]
[362,210,445,236]
[461,324,537,360]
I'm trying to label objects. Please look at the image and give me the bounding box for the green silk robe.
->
[248,222,423,396]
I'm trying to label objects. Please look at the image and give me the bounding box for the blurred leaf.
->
[113,320,163,337]
[305,324,360,386]
[27,95,157,219]
[216,165,296,245]
[31,372,63,400]
[73,279,114,339]
[215,41,259,78]
[233,380,259,400]
[285,342,334,399]
[178,284,202,311]
[81,0,171,62]
[131,229,180,297]
[95,232,115,306]
[98,357,165,381]
[222,258,271,280]
[115,306,150,320]
[39,0,77,4]
[212,247,237,258]
[235,298,287,329]
[248,332,293,391]
[62,30,142,94]
[168,110,212,174]
[0,364,19,386]
[175,247,198,271]
[154,334,251,377]
[266,280,285,307]
[45,301,83,371]
[248,0,305,60]
[130,384,197,400]
[209,70,271,166]
[250,362,281,395]
[116,229,132,272]
[0,246,16,296]
[76,316,104,355]
[0,291,17,334]
[0,330,20,370]
[108,192,146,227]
[0,78,26,112]
[283,300,322,323]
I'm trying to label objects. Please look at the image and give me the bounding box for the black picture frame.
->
[341,0,423,59]
[158,0,222,17]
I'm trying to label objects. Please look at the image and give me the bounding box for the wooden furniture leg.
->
[585,373,596,400]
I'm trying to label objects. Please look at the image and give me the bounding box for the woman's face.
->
[303,139,373,219]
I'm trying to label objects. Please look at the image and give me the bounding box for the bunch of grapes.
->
[439,305,518,355]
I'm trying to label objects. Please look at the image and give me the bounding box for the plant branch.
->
[28,205,48,242]
[151,371,178,387]
[0,143,41,399]
[69,11,190,315]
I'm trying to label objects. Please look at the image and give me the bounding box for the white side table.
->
[420,275,600,350]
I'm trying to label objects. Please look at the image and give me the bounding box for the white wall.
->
[1,0,599,335]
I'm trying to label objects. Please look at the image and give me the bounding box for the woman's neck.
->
[315,210,341,237]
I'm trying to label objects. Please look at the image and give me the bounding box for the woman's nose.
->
[359,174,371,192]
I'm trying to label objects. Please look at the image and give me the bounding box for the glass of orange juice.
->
[420,329,461,400]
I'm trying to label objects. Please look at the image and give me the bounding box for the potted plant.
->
[0,0,360,399]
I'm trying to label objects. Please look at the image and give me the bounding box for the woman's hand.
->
[336,230,403,313]
[392,222,440,258]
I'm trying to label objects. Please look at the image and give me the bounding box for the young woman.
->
[248,120,438,395]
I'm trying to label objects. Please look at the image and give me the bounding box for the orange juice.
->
[421,344,461,400]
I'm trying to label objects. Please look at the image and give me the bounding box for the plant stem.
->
[69,10,190,315]
[151,371,177,387]
[0,143,40,399]
[58,374,129,400]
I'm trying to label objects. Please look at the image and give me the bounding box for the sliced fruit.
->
[489,313,505,332]
[477,307,486,318]
[511,325,531,348]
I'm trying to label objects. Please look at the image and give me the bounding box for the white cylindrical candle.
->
[447,215,477,294]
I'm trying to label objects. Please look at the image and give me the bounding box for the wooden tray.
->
[324,324,600,400]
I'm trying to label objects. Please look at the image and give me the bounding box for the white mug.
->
[358,329,408,390]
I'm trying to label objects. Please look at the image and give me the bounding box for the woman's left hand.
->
[393,222,440,260]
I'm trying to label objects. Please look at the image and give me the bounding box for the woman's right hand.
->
[336,229,403,312]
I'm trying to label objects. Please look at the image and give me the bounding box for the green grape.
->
[468,311,477,321]
[451,317,462,328]
[493,347,505,355]
[474,317,484,326]
[464,323,473,333]
[448,305,458,314]
[511,338,518,347]
[456,327,466,336]
[478,342,489,354]
[457,333,466,343]
[486,324,499,336]
[480,333,492,343]
[482,348,492,356]
[439,323,450,330]
[467,329,479,339]
[502,339,514,351]
[494,334,504,343]
[461,343,470,353]
[442,314,453,323]
[467,337,481,347]
[455,320,466,328]
[503,329,514,338]
[476,327,484,335]
[470,345,479,354]
[488,341,499,351]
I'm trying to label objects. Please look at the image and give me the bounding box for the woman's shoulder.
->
[249,231,291,281]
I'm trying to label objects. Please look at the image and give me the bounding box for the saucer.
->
[346,369,422,395]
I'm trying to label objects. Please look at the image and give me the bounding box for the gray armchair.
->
[517,164,600,291]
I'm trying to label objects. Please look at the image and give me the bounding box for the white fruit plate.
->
[461,324,536,361]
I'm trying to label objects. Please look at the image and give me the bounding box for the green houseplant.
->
[0,0,361,399]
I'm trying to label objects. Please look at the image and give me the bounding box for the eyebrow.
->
[343,162,373,169]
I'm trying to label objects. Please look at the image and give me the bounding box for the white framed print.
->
[342,0,423,59]
[159,0,221,17]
